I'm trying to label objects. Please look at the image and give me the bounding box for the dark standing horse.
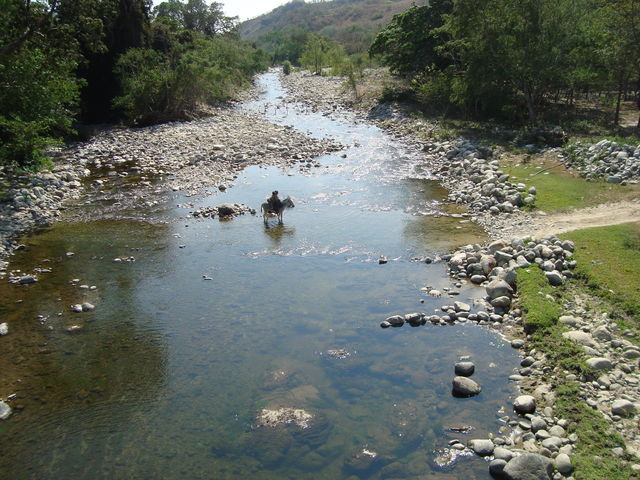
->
[261,196,295,225]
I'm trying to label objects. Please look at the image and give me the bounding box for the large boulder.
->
[503,454,553,480]
[486,279,514,300]
[452,376,482,397]
[513,395,536,414]
[611,399,636,417]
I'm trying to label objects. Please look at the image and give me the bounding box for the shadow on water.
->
[0,73,516,479]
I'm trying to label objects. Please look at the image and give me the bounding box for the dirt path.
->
[529,200,640,237]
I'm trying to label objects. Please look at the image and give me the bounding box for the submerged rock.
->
[256,407,312,429]
[0,401,12,420]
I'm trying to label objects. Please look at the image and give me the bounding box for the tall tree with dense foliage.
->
[445,0,601,123]
[600,0,640,127]
[368,1,452,77]
[154,0,237,35]
[0,0,82,168]
[114,0,266,124]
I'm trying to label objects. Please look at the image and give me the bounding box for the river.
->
[0,73,519,479]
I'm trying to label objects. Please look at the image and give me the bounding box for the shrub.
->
[282,60,291,75]
[113,36,267,124]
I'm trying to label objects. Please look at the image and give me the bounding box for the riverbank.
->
[281,69,640,479]
[0,105,342,276]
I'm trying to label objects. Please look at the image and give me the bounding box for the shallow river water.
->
[0,73,520,479]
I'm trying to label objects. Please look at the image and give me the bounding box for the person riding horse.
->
[267,191,283,213]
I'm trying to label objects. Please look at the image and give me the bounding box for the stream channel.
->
[0,73,520,479]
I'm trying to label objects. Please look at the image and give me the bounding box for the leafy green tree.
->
[599,0,640,127]
[445,0,601,123]
[154,0,237,36]
[300,34,330,74]
[369,2,452,77]
[113,34,267,124]
[0,0,82,168]
[259,26,309,65]
[77,0,151,121]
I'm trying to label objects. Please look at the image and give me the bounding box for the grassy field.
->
[562,222,640,331]
[500,155,640,212]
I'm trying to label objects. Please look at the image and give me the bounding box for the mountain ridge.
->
[239,0,427,52]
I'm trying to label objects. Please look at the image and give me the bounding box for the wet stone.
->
[0,401,12,420]
[452,376,481,397]
[454,361,475,377]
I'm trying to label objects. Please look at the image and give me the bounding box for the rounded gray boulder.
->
[455,361,475,377]
[452,376,482,397]
[513,395,536,414]
[503,454,553,480]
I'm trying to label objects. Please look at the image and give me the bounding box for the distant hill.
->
[239,0,427,53]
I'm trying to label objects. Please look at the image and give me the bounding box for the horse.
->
[261,196,295,225]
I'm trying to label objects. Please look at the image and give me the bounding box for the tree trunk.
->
[524,82,537,125]
[614,79,623,126]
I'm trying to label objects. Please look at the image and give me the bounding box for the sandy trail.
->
[528,200,640,237]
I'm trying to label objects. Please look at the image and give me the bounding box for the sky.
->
[222,0,292,21]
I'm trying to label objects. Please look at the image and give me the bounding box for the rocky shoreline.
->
[281,70,639,478]
[0,105,342,277]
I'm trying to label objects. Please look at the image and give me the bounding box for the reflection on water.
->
[0,73,515,479]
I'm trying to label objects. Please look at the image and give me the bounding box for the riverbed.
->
[0,73,521,479]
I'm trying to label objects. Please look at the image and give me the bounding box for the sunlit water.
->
[0,73,519,479]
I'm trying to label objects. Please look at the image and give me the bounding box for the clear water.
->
[0,73,519,479]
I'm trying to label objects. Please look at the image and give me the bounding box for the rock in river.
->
[0,401,12,420]
[503,453,553,480]
[454,361,475,377]
[452,376,481,397]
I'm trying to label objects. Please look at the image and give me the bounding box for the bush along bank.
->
[562,140,640,185]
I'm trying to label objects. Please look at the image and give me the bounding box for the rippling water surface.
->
[0,73,519,479]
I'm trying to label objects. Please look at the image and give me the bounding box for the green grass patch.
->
[501,161,640,212]
[555,382,636,480]
[515,228,640,480]
[517,268,591,375]
[562,223,640,330]
[531,326,591,376]
[516,268,563,331]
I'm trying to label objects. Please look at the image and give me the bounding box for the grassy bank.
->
[562,222,640,334]
[515,223,640,479]
[501,156,640,213]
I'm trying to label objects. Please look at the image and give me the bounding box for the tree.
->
[300,34,329,74]
[444,0,600,123]
[599,0,640,127]
[0,0,82,167]
[369,1,452,77]
[154,0,237,36]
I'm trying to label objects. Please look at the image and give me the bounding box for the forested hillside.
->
[240,0,427,54]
